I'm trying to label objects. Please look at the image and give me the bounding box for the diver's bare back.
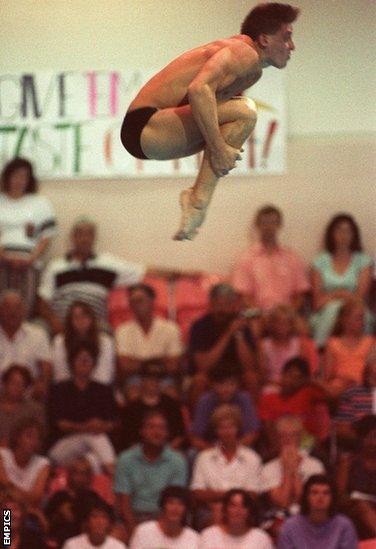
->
[128,36,262,111]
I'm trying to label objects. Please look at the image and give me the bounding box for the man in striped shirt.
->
[38,218,187,334]
[38,218,146,334]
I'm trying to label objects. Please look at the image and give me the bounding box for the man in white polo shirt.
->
[116,283,184,398]
[191,404,261,526]
[0,290,51,397]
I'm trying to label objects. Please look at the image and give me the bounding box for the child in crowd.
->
[129,486,199,548]
[62,501,126,549]
[200,489,273,548]
[190,362,260,451]
[259,305,319,391]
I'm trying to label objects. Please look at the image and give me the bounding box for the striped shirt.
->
[38,253,145,331]
[336,386,376,423]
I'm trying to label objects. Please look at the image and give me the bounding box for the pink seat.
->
[108,272,224,340]
[359,540,376,548]
[175,274,224,342]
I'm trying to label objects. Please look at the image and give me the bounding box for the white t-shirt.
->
[0,447,49,491]
[116,317,183,358]
[0,193,56,253]
[63,533,127,549]
[191,445,262,493]
[0,322,51,377]
[129,521,199,549]
[52,332,115,384]
[260,450,325,492]
[199,525,273,549]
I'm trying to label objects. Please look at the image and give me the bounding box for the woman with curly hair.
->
[52,300,115,385]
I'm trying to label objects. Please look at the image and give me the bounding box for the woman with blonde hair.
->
[259,305,319,389]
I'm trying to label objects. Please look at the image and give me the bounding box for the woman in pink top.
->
[323,297,375,398]
[259,305,319,390]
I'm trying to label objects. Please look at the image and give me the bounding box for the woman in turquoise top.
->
[310,214,373,347]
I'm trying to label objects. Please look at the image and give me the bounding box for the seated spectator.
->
[129,486,199,548]
[258,358,329,445]
[190,363,260,451]
[336,416,376,540]
[62,500,127,549]
[336,346,376,447]
[191,405,262,526]
[0,157,56,318]
[117,361,186,451]
[310,213,373,348]
[259,305,318,389]
[52,300,115,385]
[0,364,45,446]
[116,283,184,399]
[189,283,258,404]
[260,415,325,516]
[38,217,192,335]
[48,341,117,475]
[0,290,51,399]
[0,492,48,549]
[232,204,310,312]
[45,457,109,548]
[278,474,358,548]
[114,410,187,534]
[199,488,273,548]
[0,417,50,509]
[37,217,146,334]
[322,297,375,398]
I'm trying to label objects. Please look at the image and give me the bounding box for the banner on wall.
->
[0,68,286,179]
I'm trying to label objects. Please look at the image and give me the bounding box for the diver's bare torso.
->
[128,35,263,111]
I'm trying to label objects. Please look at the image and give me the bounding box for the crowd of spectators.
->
[0,157,375,548]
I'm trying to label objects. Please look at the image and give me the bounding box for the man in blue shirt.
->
[114,410,187,536]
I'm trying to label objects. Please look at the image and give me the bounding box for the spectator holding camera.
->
[189,283,258,404]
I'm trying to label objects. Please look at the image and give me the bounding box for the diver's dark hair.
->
[241,3,300,41]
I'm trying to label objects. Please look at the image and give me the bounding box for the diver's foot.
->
[172,188,207,241]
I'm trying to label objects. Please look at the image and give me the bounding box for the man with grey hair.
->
[38,217,145,334]
[38,217,189,334]
[0,290,51,397]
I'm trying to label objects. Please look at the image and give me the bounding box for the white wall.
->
[1,0,375,274]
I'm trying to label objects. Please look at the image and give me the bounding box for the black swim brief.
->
[120,107,158,160]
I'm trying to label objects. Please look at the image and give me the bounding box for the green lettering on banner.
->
[55,122,81,174]
[14,127,28,156]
